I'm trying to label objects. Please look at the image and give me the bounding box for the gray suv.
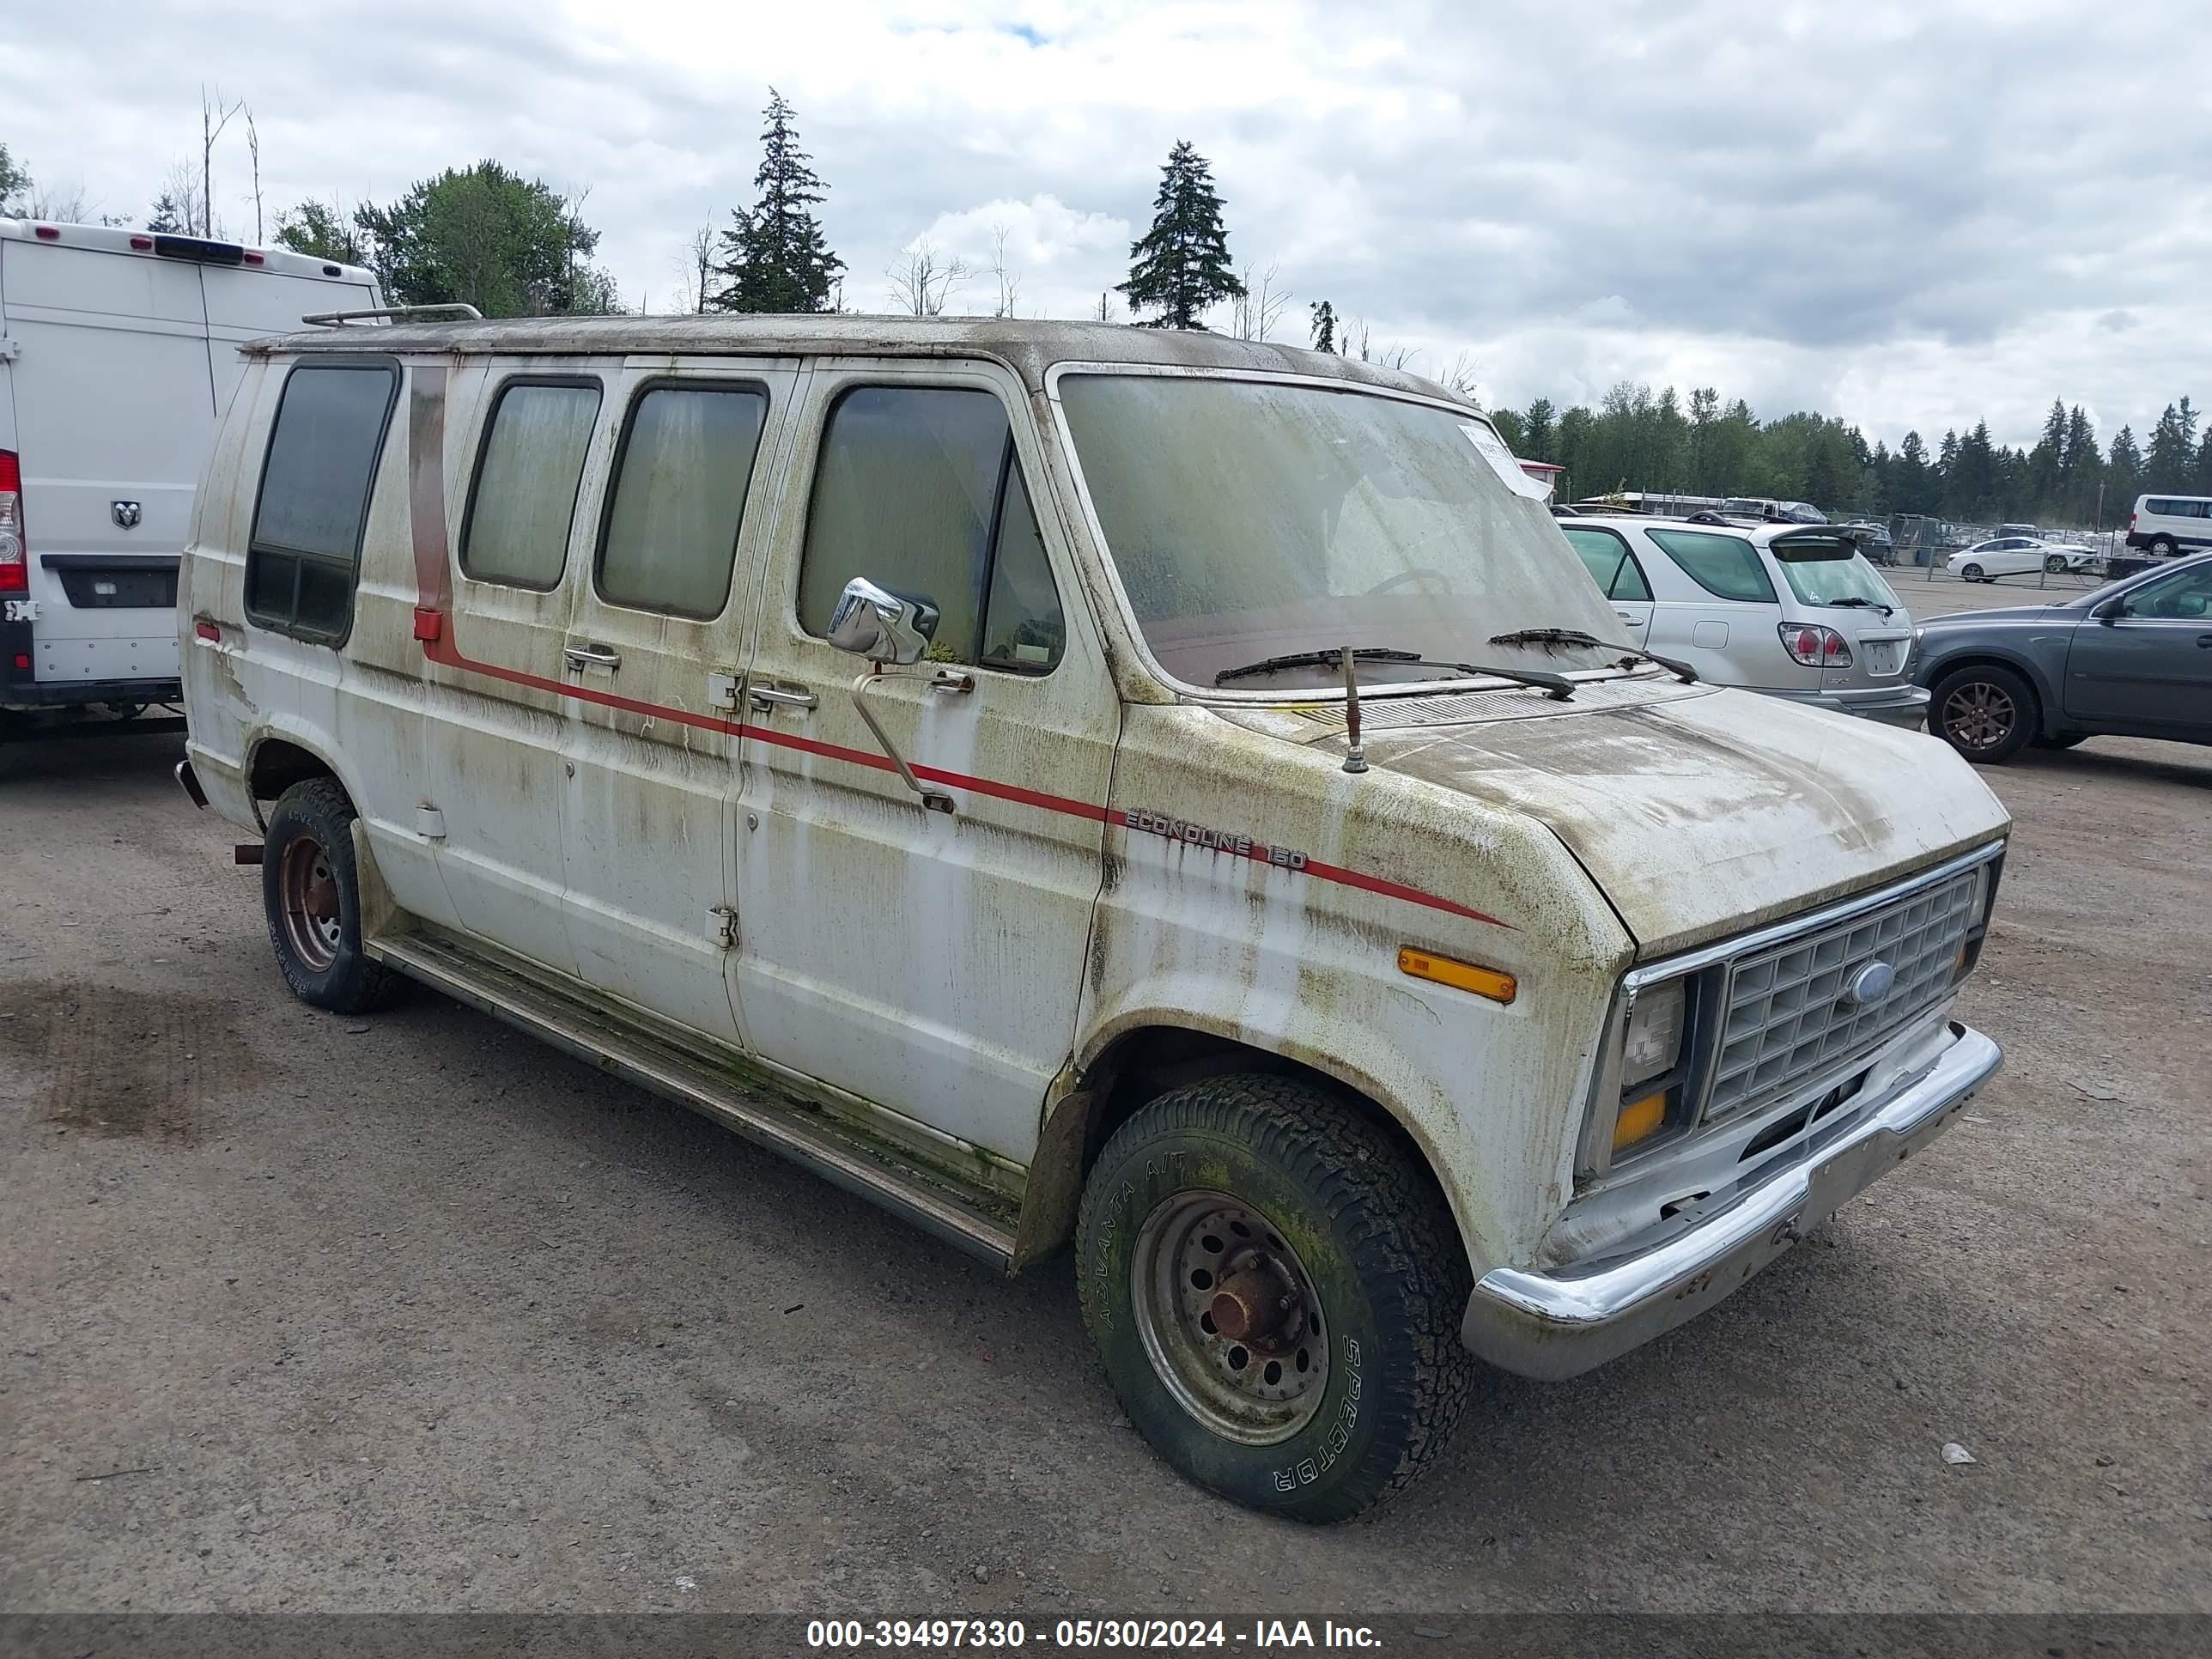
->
[1913,552,2212,762]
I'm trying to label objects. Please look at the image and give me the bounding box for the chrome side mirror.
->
[827,577,939,666]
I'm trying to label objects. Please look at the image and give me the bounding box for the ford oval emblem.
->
[1843,961,1896,1006]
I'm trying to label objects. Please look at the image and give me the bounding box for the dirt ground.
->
[2,720,2206,1615]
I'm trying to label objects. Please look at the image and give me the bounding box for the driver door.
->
[2063,562,2212,731]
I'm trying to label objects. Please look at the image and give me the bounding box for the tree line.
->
[1490,386,2210,528]
[9,110,2206,527]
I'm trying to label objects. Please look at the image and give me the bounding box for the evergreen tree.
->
[1308,299,1335,353]
[2106,425,2143,510]
[1119,140,1244,330]
[2197,427,2212,493]
[1894,431,1932,513]
[2147,403,2193,489]
[710,90,843,314]
[146,191,188,234]
[1521,397,1557,463]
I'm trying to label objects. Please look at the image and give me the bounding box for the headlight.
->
[1620,977,1685,1089]
[1578,968,1705,1179]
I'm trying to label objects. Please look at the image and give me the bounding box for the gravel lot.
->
[3,718,2207,1615]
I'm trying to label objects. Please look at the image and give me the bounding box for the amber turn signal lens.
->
[1613,1089,1669,1152]
[1398,947,1516,1005]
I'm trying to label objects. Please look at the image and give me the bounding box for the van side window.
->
[1646,527,1777,604]
[797,386,1065,673]
[461,381,601,588]
[597,384,768,617]
[245,362,398,641]
[1562,526,1652,601]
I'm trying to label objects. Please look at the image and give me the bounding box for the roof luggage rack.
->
[301,303,484,327]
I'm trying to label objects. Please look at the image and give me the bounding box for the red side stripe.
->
[419,622,1508,929]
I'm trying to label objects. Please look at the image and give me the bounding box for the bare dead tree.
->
[1376,343,1419,371]
[201,86,245,240]
[1436,349,1481,401]
[1231,262,1292,341]
[689,224,714,313]
[1345,316,1373,362]
[1094,290,1116,324]
[22,179,95,223]
[884,238,969,317]
[245,107,263,245]
[988,223,1021,319]
[154,160,207,235]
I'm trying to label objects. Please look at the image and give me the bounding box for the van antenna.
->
[1340,644,1369,775]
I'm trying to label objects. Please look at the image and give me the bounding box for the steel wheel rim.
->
[1131,1190,1330,1445]
[1942,681,2015,752]
[278,836,343,971]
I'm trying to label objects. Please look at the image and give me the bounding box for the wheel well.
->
[248,738,340,802]
[1074,1026,1468,1267]
[1927,654,2046,725]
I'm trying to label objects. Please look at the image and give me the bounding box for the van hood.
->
[1343,686,2009,957]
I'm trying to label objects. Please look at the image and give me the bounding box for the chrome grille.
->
[1704,866,1983,1123]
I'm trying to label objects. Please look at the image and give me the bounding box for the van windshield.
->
[1058,374,1626,687]
[1771,535,1902,610]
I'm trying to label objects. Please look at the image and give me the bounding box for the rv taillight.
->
[131,234,154,250]
[242,250,264,265]
[0,450,26,593]
[33,225,59,240]
[2129,510,2137,531]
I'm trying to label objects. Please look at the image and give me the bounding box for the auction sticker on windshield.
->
[1459,422,1550,500]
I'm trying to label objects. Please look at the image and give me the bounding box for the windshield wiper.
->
[1487,627,1699,684]
[1214,645,1574,701]
[1823,595,1896,617]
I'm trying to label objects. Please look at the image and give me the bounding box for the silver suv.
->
[1563,515,1927,727]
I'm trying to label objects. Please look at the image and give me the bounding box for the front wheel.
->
[1959,562,1985,583]
[1076,1074,1474,1522]
[262,778,402,1013]
[1931,663,2036,763]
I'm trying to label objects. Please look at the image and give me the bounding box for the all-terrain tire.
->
[1076,1073,1474,1522]
[262,778,403,1014]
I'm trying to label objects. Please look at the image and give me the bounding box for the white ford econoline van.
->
[0,218,376,723]
[177,316,2010,1520]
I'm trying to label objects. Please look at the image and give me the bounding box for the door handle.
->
[747,683,817,711]
[562,641,621,672]
[2197,635,2212,648]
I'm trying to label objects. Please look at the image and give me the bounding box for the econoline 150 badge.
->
[1122,808,1310,871]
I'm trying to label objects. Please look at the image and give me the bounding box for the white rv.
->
[0,219,377,722]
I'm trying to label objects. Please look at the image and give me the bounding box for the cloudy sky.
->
[12,0,2211,449]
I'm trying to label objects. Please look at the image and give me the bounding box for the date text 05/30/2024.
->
[806,1620,1382,1650]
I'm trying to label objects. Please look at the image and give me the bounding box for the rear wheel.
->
[1077,1074,1474,1522]
[1931,664,2036,763]
[1959,562,1985,583]
[262,778,402,1013]
[2149,538,2178,557]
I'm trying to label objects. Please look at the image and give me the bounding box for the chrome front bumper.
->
[1462,1022,2002,1381]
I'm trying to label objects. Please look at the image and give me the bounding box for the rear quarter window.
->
[1645,527,1777,604]
[245,360,399,643]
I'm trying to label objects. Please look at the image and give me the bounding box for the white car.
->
[1945,537,2097,583]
